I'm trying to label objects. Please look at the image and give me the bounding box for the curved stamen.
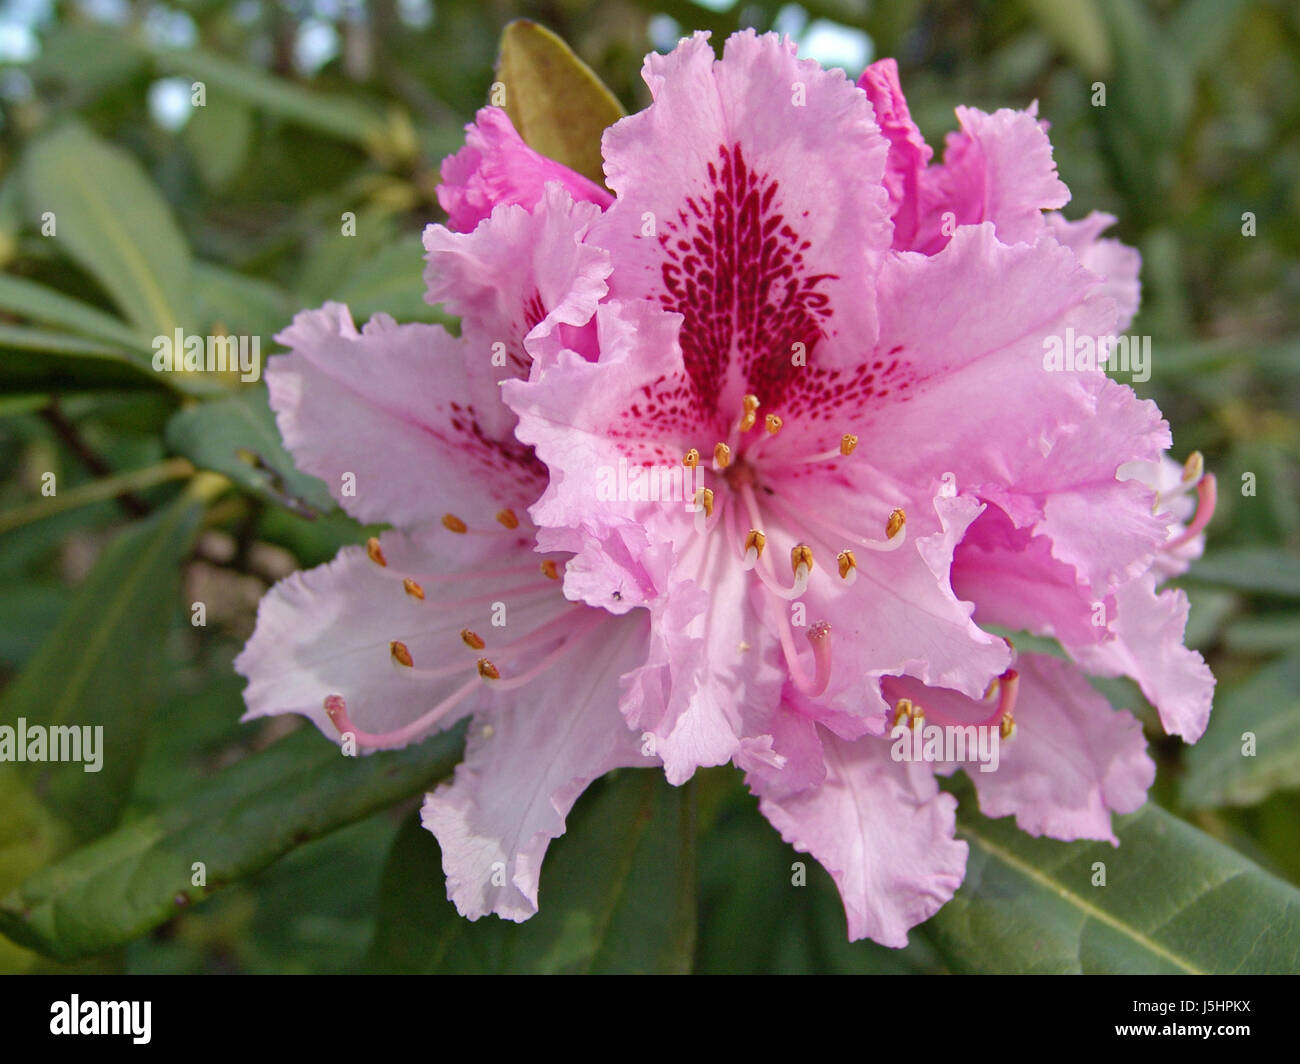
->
[764,493,907,554]
[1164,473,1216,550]
[803,621,833,697]
[323,678,480,749]
[791,433,859,465]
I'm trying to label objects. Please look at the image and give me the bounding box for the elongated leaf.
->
[154,49,385,148]
[165,386,335,515]
[925,788,1300,973]
[496,20,625,186]
[0,476,220,841]
[0,274,150,349]
[23,124,193,339]
[1181,653,1300,809]
[367,769,695,974]
[1186,548,1300,598]
[0,724,465,962]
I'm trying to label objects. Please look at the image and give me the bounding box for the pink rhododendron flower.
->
[237,29,1215,948]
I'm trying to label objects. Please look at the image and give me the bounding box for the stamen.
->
[366,537,387,567]
[1182,451,1204,483]
[886,508,906,540]
[765,414,783,436]
[743,528,766,566]
[402,577,425,600]
[837,548,858,585]
[442,513,468,534]
[740,394,760,432]
[791,543,814,580]
[496,508,520,529]
[1165,473,1217,550]
[477,658,500,680]
[461,628,485,650]
[323,681,479,749]
[713,442,732,469]
[892,698,924,731]
[683,448,700,468]
[696,487,715,518]
[540,559,561,581]
[840,433,858,456]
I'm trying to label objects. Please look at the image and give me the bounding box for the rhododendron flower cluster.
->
[236,30,1215,946]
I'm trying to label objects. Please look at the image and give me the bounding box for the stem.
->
[0,457,196,535]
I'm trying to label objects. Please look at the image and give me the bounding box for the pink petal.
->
[912,103,1070,253]
[1071,572,1215,742]
[753,730,967,947]
[268,303,544,527]
[857,58,933,249]
[234,529,542,746]
[437,107,612,233]
[591,29,893,423]
[421,611,655,921]
[1045,211,1142,332]
[887,653,1154,843]
[423,184,612,438]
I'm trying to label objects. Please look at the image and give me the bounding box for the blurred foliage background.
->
[0,0,1297,974]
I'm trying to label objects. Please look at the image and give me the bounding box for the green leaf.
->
[1181,653,1300,809]
[23,124,194,339]
[333,235,456,325]
[1185,548,1300,599]
[1022,0,1112,76]
[0,476,219,842]
[367,769,695,974]
[155,49,386,149]
[192,263,298,341]
[165,386,335,515]
[0,724,465,962]
[496,20,625,187]
[0,274,151,350]
[925,787,1300,973]
[183,94,254,190]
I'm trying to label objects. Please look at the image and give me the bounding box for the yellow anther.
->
[477,658,500,680]
[683,448,700,468]
[744,528,766,558]
[837,549,857,580]
[791,542,814,578]
[402,578,425,600]
[696,487,715,518]
[740,395,760,432]
[461,629,485,650]
[496,508,520,529]
[366,537,387,567]
[389,640,414,667]
[1182,451,1204,483]
[442,513,468,534]
[540,559,560,580]
[765,414,783,435]
[840,433,858,456]
[1000,712,1016,740]
[714,442,732,468]
[892,698,924,730]
[886,508,906,539]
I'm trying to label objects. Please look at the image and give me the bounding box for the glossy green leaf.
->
[925,788,1300,973]
[0,476,219,842]
[165,386,335,515]
[496,20,625,187]
[367,769,695,974]
[0,724,465,962]
[184,94,254,190]
[23,124,194,339]
[1181,653,1300,809]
